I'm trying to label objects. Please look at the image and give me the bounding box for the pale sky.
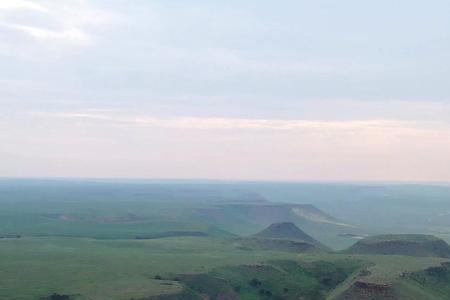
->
[1,0,450,181]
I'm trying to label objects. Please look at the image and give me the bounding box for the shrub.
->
[48,294,71,300]
[249,278,262,287]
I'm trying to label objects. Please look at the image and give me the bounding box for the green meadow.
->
[0,236,298,299]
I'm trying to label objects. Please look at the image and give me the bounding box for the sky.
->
[1,0,450,182]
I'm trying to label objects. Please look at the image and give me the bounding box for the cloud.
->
[27,110,450,136]
[0,0,48,12]
[4,110,450,181]
[0,0,118,50]
[0,22,90,44]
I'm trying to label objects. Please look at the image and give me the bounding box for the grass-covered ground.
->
[2,236,449,300]
[3,180,450,299]
[0,236,300,300]
[169,259,358,300]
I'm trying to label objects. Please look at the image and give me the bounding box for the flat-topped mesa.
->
[346,234,450,258]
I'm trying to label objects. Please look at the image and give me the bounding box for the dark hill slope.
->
[346,234,450,258]
[253,222,318,244]
[235,237,319,253]
[234,222,328,253]
[153,259,355,300]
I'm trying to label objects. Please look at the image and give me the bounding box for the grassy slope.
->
[253,222,319,243]
[396,262,450,299]
[154,259,360,300]
[393,281,445,300]
[302,254,449,299]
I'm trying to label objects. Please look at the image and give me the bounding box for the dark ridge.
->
[135,231,209,240]
[234,237,319,253]
[253,222,318,245]
[235,222,329,252]
[346,234,450,258]
[0,234,21,239]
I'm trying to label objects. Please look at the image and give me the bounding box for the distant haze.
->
[1,0,450,182]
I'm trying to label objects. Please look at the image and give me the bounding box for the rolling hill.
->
[346,234,450,258]
[253,222,320,245]
[197,203,365,249]
[234,222,328,253]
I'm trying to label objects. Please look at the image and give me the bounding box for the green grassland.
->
[0,236,299,300]
[2,236,450,300]
[3,180,450,299]
[0,236,366,300]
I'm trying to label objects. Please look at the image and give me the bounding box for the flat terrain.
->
[0,236,298,299]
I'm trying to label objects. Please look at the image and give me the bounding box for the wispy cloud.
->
[27,111,450,135]
[0,0,118,49]
[1,22,90,44]
[7,110,450,181]
[0,0,48,12]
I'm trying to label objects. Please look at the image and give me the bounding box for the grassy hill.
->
[153,259,358,300]
[233,222,328,253]
[346,234,450,258]
[333,261,450,300]
[398,262,450,299]
[253,222,320,244]
[198,203,363,249]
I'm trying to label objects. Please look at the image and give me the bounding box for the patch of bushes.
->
[47,294,71,300]
[249,278,262,287]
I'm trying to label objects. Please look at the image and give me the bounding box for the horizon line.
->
[1,176,449,186]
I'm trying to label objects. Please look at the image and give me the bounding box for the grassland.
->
[0,236,300,300]
[3,180,450,299]
[2,236,449,300]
